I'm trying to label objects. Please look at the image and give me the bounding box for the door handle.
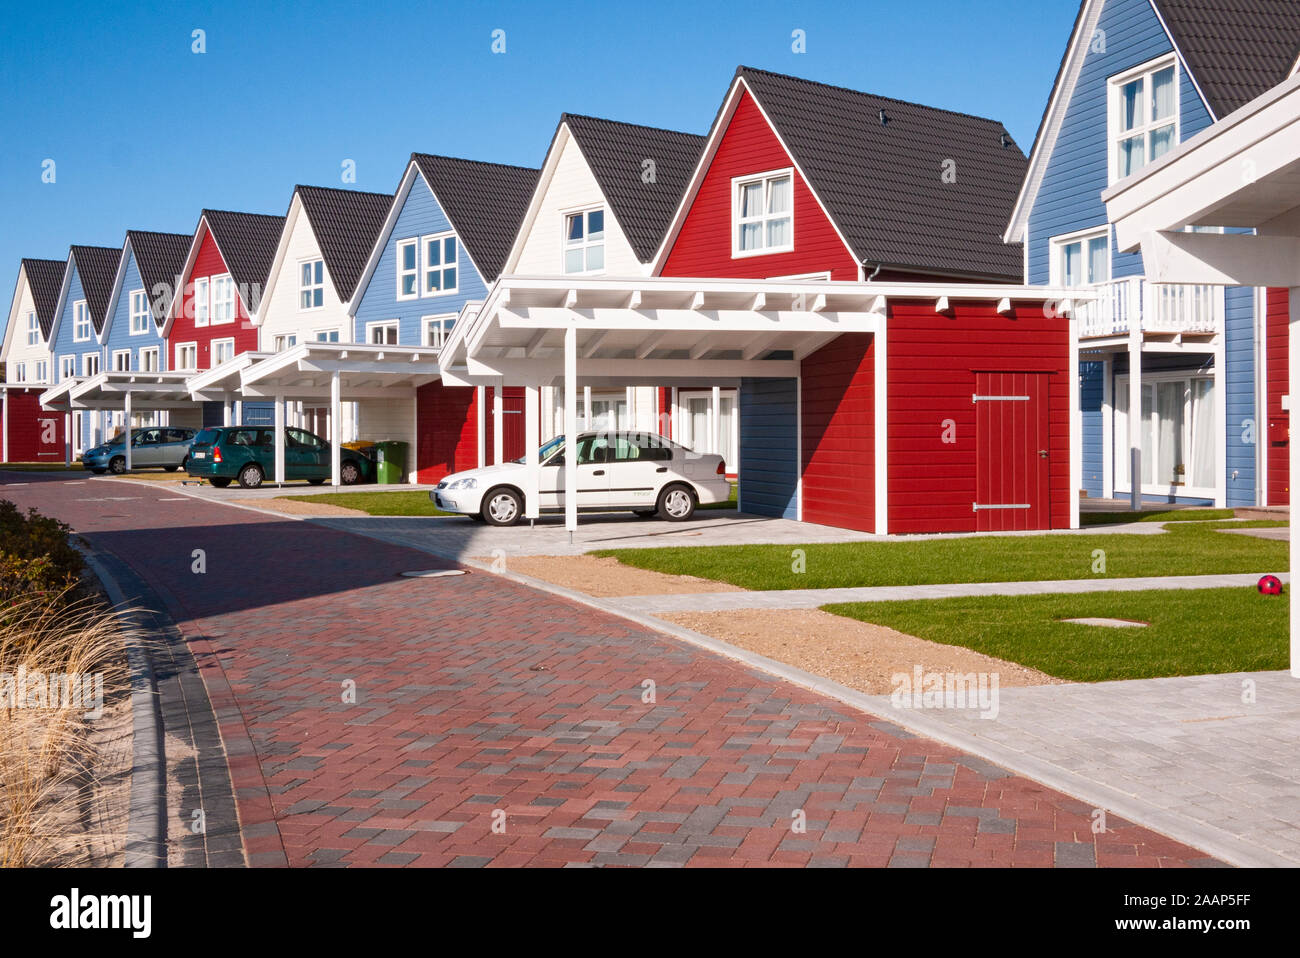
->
[1039,450,1048,459]
[593,469,605,476]
[656,467,668,473]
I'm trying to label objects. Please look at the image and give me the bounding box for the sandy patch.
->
[488,553,748,597]
[660,608,1063,695]
[259,496,368,517]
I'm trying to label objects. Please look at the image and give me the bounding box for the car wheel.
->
[308,478,327,485]
[340,460,361,485]
[657,483,696,522]
[209,477,232,488]
[482,487,522,526]
[109,456,126,475]
[237,464,264,489]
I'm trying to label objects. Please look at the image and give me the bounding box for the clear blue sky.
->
[0,0,1078,339]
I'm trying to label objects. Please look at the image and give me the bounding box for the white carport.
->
[233,342,440,487]
[69,372,196,471]
[438,276,889,537]
[187,352,273,427]
[38,378,83,467]
[1104,70,1300,677]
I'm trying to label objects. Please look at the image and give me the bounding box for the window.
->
[193,277,209,326]
[273,334,298,351]
[1116,373,1216,494]
[12,363,26,383]
[175,342,198,371]
[564,209,605,274]
[82,353,99,377]
[288,428,325,450]
[25,311,39,346]
[367,321,399,345]
[396,239,418,299]
[1052,229,1111,287]
[300,259,324,310]
[423,314,455,349]
[112,349,131,372]
[73,300,91,341]
[733,170,793,256]
[212,338,235,367]
[140,348,159,372]
[35,360,48,382]
[313,328,340,343]
[1110,57,1178,181]
[60,355,76,380]
[129,289,151,334]
[422,232,457,296]
[211,274,235,324]
[612,432,673,462]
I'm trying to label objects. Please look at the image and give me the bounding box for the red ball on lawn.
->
[1258,575,1284,596]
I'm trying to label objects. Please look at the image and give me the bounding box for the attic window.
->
[733,170,793,257]
[73,300,91,342]
[26,311,39,346]
[564,209,605,274]
[1110,56,1178,182]
[130,289,151,334]
[300,259,324,310]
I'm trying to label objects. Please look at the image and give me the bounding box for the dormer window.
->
[300,259,324,310]
[1110,57,1178,182]
[733,170,793,257]
[73,300,91,341]
[26,311,39,346]
[564,209,605,274]
[130,289,151,334]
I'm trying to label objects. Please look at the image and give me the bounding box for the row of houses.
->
[4,0,1298,535]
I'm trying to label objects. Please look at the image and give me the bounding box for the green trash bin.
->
[373,440,408,485]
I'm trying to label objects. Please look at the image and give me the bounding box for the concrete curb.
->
[79,547,167,868]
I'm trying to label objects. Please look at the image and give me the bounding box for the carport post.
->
[330,370,341,487]
[123,392,132,471]
[1290,287,1299,678]
[711,385,721,455]
[1128,328,1142,511]
[564,326,577,538]
[493,386,503,465]
[583,385,592,429]
[64,412,72,467]
[274,394,286,485]
[524,384,540,522]
[223,395,233,427]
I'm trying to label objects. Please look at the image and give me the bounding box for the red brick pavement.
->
[2,473,1224,868]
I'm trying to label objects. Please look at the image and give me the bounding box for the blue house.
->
[1007,0,1300,507]
[100,231,192,376]
[46,244,121,453]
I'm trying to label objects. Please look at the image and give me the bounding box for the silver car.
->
[82,427,198,474]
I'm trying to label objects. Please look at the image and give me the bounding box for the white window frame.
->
[193,276,210,327]
[129,289,151,335]
[12,363,26,383]
[1049,226,1111,287]
[313,328,341,343]
[1108,55,1179,184]
[139,347,159,372]
[59,355,76,380]
[731,168,795,258]
[82,352,99,377]
[174,341,198,371]
[25,310,39,346]
[272,333,298,351]
[423,314,456,349]
[35,360,49,382]
[562,207,606,275]
[210,273,236,325]
[211,337,235,367]
[420,231,458,298]
[1114,370,1217,499]
[366,320,399,346]
[72,300,91,342]
[299,258,325,311]
[396,238,419,301]
[112,349,131,372]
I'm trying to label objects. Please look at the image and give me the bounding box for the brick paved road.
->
[2,472,1223,867]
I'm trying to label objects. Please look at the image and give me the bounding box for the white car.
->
[431,431,731,526]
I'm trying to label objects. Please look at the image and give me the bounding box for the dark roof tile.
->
[69,245,122,333]
[295,186,393,301]
[20,258,67,339]
[125,230,192,323]
[202,210,287,314]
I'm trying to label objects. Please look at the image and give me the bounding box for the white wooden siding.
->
[3,275,51,380]
[259,199,351,349]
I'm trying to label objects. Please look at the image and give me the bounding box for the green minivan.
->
[186,426,374,489]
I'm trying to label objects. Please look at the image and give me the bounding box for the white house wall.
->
[3,275,50,382]
[356,396,417,482]
[259,202,351,349]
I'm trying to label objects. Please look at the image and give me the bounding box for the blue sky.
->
[0,0,1077,340]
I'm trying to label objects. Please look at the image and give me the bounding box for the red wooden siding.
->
[885,301,1070,534]
[415,381,480,484]
[496,386,526,462]
[3,389,65,460]
[1267,288,1289,506]
[974,372,1051,532]
[800,333,875,532]
[169,227,259,369]
[658,91,858,280]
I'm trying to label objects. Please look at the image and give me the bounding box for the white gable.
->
[3,268,51,378]
[258,197,350,347]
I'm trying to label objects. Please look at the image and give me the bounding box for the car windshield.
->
[514,435,565,464]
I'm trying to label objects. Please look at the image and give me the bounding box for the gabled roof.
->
[20,258,67,339]
[560,114,706,262]
[657,67,1027,281]
[1152,0,1300,117]
[68,245,123,333]
[294,185,394,301]
[201,209,287,310]
[410,154,539,282]
[124,230,192,322]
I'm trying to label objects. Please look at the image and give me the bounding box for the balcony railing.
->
[1075,277,1224,340]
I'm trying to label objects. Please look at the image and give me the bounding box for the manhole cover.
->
[1060,617,1149,628]
[400,569,467,578]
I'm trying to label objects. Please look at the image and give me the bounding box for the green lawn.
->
[0,463,81,472]
[279,490,456,516]
[594,520,1288,590]
[1080,508,1235,526]
[824,588,1288,682]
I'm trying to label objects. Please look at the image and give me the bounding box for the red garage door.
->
[974,372,1051,532]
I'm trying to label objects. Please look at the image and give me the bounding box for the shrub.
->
[0,500,84,612]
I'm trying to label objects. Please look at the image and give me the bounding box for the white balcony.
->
[1075,276,1224,341]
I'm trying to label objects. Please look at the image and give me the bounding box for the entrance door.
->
[974,371,1051,532]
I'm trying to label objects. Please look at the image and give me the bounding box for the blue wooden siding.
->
[738,378,797,519]
[102,247,166,372]
[239,401,275,426]
[351,171,488,346]
[1080,361,1104,496]
[1224,285,1256,506]
[52,261,98,384]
